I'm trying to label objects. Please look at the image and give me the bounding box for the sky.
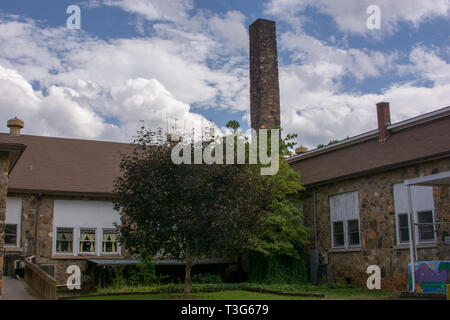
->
[0,0,449,149]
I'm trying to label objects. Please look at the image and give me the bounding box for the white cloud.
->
[265,0,450,35]
[0,12,249,142]
[103,0,194,24]
[400,47,450,85]
[279,31,398,85]
[0,3,448,151]
[280,72,450,149]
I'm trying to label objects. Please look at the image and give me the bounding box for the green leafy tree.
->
[114,126,271,297]
[247,133,309,283]
[222,123,309,282]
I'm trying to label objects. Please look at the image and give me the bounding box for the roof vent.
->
[295,145,308,155]
[7,117,24,136]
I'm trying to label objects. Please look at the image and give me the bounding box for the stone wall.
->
[9,193,124,286]
[0,152,10,297]
[300,157,450,290]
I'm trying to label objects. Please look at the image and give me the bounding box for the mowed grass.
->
[285,283,399,300]
[74,290,316,300]
[72,283,399,300]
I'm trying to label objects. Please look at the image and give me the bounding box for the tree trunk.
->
[184,243,192,298]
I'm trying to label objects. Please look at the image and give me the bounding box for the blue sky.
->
[0,0,449,148]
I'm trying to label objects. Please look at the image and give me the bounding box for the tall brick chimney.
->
[249,19,281,131]
[7,117,24,136]
[376,102,391,142]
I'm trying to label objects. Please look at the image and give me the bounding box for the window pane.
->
[102,229,118,253]
[398,214,410,243]
[347,220,360,246]
[5,224,17,245]
[333,221,344,247]
[418,211,434,241]
[80,229,96,253]
[56,228,73,253]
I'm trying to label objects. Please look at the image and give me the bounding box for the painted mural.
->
[408,261,450,293]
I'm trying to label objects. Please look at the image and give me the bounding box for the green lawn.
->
[70,283,399,300]
[74,290,316,300]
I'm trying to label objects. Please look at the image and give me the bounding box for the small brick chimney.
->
[376,102,391,142]
[7,117,24,136]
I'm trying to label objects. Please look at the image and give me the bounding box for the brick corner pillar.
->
[249,18,281,132]
[0,152,10,298]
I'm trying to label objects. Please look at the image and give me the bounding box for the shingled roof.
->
[288,106,450,186]
[0,133,132,196]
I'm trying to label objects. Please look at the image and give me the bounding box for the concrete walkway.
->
[1,277,39,300]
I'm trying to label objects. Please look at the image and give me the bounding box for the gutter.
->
[34,193,42,262]
[313,187,317,250]
[7,189,117,199]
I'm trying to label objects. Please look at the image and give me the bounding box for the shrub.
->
[192,273,223,284]
[247,253,307,284]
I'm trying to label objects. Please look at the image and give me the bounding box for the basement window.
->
[56,228,73,253]
[5,224,18,246]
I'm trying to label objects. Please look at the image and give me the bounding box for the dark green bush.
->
[247,253,307,284]
[192,273,223,284]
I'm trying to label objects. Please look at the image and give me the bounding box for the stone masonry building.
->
[0,17,448,294]
[247,18,449,291]
[0,123,131,286]
[0,137,25,298]
[287,104,450,290]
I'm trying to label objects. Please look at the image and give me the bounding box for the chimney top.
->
[376,102,391,142]
[7,117,24,136]
[295,145,308,155]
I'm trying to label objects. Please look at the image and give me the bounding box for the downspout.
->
[406,185,416,292]
[34,193,42,263]
[313,188,317,250]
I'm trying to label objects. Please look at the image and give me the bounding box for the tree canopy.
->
[114,123,310,293]
[114,126,271,296]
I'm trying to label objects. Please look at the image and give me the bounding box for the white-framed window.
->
[393,183,436,245]
[5,197,22,248]
[52,200,120,256]
[79,228,96,254]
[5,224,19,246]
[102,229,119,253]
[332,221,345,247]
[55,227,74,254]
[330,191,360,248]
[417,211,435,242]
[397,213,410,243]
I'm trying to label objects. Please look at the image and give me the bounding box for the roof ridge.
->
[0,132,131,146]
